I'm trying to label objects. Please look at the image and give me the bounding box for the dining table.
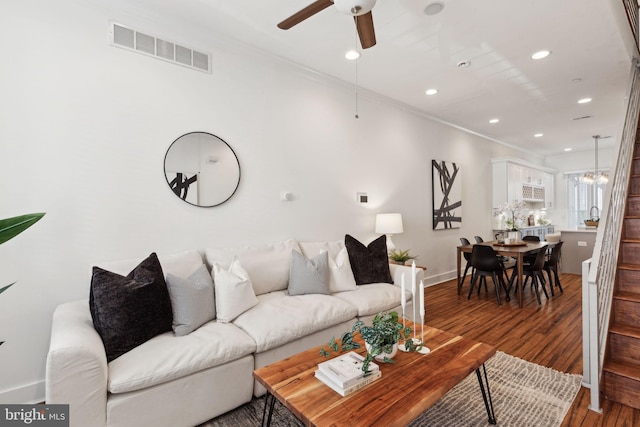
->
[456,240,551,308]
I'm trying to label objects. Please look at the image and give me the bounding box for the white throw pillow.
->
[205,239,300,296]
[212,257,258,323]
[166,264,215,337]
[299,240,344,260]
[327,247,357,293]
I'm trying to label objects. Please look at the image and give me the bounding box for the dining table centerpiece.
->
[495,201,527,238]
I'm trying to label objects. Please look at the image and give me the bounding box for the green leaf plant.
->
[319,311,420,375]
[0,213,45,346]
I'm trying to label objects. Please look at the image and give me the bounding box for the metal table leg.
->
[261,391,277,427]
[475,363,497,425]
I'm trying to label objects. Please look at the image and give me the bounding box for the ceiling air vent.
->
[572,115,592,121]
[110,22,211,74]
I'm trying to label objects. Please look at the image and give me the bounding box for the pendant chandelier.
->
[580,135,609,185]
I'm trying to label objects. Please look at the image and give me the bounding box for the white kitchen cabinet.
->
[492,158,555,208]
[543,172,555,208]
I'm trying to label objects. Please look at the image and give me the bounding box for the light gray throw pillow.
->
[288,250,330,296]
[166,264,215,336]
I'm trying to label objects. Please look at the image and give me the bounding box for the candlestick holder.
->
[417,312,430,354]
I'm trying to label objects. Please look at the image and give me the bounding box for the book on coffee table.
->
[318,351,380,389]
[317,351,379,389]
[314,368,382,396]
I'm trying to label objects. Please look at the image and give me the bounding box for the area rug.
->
[201,351,582,427]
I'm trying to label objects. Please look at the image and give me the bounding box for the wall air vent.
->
[110,22,211,74]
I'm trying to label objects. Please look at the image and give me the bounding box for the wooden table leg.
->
[457,247,462,294]
[517,253,524,308]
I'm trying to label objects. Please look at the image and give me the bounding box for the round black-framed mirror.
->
[164,132,241,207]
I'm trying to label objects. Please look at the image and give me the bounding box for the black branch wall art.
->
[432,159,462,230]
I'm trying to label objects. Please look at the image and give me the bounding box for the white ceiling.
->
[108,0,637,156]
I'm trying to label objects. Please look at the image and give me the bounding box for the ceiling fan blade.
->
[277,0,334,30]
[354,12,376,49]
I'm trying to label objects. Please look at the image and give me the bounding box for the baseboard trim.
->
[424,270,456,287]
[0,379,45,404]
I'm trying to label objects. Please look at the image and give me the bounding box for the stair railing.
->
[583,62,640,412]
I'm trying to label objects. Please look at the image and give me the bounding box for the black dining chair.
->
[521,235,541,265]
[543,241,564,295]
[459,237,474,294]
[474,236,484,243]
[468,245,510,306]
[510,248,548,305]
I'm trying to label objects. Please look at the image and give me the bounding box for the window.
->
[567,173,606,228]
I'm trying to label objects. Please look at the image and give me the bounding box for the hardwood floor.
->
[424,273,640,426]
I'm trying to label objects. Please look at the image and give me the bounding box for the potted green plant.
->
[320,311,419,374]
[388,249,416,265]
[0,213,45,346]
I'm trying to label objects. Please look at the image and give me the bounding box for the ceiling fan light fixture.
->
[333,0,377,16]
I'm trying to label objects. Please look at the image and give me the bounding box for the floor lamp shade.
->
[375,213,403,252]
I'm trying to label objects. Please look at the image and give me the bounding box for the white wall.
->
[0,0,529,402]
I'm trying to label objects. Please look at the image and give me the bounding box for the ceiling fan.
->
[277,0,378,49]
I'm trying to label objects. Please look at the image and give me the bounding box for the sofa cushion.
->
[212,257,258,323]
[333,283,411,318]
[98,250,203,279]
[166,264,216,336]
[205,239,300,295]
[89,253,173,362]
[288,250,329,296]
[233,291,358,353]
[107,321,256,394]
[344,235,393,285]
[299,240,345,260]
[299,241,356,293]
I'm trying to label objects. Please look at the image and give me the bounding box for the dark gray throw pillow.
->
[89,252,173,362]
[344,234,393,285]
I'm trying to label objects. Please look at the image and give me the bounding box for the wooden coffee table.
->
[254,320,497,426]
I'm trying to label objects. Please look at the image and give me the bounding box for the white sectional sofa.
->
[45,238,423,427]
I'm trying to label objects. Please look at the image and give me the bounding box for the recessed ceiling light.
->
[531,50,551,60]
[489,118,500,124]
[425,88,439,95]
[564,148,573,152]
[578,97,592,104]
[534,133,544,138]
[345,50,360,60]
[424,2,445,16]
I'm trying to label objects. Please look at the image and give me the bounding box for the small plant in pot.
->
[388,249,416,265]
[320,311,420,374]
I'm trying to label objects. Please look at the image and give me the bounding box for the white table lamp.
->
[375,213,403,252]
